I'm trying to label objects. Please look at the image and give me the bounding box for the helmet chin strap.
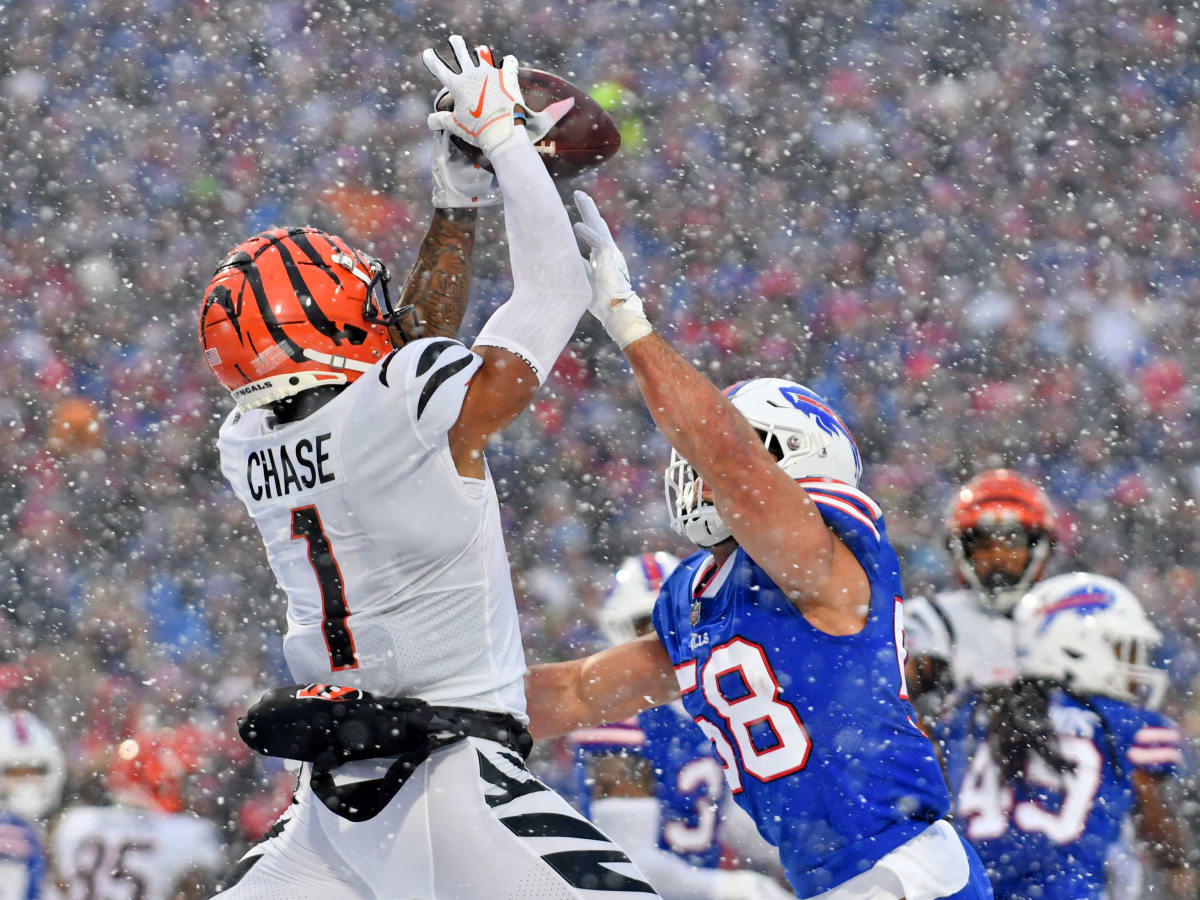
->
[955,537,1052,614]
[302,348,375,373]
[684,512,731,548]
[231,350,374,412]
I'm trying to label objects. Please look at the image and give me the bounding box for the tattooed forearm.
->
[398,207,478,340]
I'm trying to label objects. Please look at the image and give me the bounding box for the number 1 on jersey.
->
[291,505,358,671]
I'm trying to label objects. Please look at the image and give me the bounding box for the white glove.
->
[429,94,499,208]
[525,96,576,144]
[423,36,524,157]
[433,90,574,147]
[428,90,574,208]
[572,190,652,349]
[715,869,796,900]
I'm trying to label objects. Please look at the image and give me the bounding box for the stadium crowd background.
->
[2,0,1200,871]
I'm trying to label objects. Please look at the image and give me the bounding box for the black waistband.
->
[436,706,534,759]
[310,706,533,822]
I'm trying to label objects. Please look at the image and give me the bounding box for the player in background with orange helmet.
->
[937,573,1199,900]
[51,726,225,899]
[904,473,1189,899]
[904,469,1058,714]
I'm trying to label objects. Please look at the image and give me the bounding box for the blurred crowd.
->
[2,0,1200,871]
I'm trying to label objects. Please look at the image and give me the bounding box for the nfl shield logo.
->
[690,600,701,627]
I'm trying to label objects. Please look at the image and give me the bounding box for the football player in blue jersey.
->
[524,193,993,899]
[939,572,1198,900]
[0,710,63,900]
[0,811,44,900]
[570,552,793,899]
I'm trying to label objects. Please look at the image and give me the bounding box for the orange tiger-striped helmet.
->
[946,469,1058,611]
[109,727,206,814]
[199,227,414,411]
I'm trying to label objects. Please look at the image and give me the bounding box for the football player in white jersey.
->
[52,728,224,899]
[903,474,1173,899]
[0,710,63,900]
[569,553,792,900]
[903,469,1058,717]
[203,37,656,899]
[939,573,1198,900]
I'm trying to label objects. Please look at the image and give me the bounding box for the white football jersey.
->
[52,805,222,900]
[218,338,528,719]
[904,588,1019,690]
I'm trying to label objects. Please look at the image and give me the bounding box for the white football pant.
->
[214,737,659,900]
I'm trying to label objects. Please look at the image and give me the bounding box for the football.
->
[437,68,621,178]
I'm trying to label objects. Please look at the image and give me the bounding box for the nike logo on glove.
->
[469,81,488,118]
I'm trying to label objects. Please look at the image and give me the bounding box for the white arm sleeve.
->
[473,128,592,383]
[904,595,953,662]
[591,797,778,900]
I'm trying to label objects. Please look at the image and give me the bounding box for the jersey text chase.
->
[246,432,336,501]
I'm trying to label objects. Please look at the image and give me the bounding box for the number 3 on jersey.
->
[663,756,725,855]
[681,638,811,792]
[291,505,358,671]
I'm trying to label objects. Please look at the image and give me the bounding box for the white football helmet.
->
[598,552,680,645]
[1015,572,1167,709]
[665,378,863,546]
[0,710,66,821]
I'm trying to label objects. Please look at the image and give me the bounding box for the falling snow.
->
[1,0,1199,895]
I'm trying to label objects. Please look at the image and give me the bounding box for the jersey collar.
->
[691,551,737,599]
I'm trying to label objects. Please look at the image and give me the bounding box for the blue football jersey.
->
[0,812,46,900]
[942,689,1184,900]
[570,702,726,869]
[652,482,950,897]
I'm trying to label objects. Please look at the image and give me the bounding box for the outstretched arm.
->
[446,128,589,476]
[524,634,678,740]
[396,101,503,341]
[468,126,591,379]
[396,208,478,340]
[423,37,592,476]
[622,335,866,628]
[574,194,868,630]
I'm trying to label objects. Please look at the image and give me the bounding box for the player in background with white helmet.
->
[938,573,1198,900]
[569,553,792,900]
[52,727,224,899]
[904,469,1058,719]
[0,710,63,900]
[206,36,656,898]
[525,195,992,899]
[902,472,1160,899]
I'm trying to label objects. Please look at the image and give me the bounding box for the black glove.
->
[238,684,463,768]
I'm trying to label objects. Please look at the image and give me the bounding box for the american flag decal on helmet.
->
[204,347,222,367]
